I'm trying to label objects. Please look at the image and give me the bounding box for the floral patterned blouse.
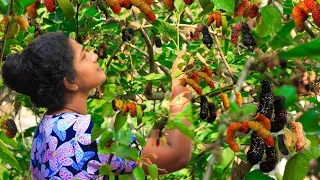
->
[30,112,140,180]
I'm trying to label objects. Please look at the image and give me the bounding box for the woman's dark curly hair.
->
[1,31,76,111]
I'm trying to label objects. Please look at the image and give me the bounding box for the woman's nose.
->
[90,51,98,62]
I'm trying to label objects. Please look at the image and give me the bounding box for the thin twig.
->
[0,0,14,63]
[76,0,82,43]
[125,42,149,57]
[104,41,123,72]
[202,154,215,180]
[307,19,320,31]
[213,33,234,79]
[304,21,316,38]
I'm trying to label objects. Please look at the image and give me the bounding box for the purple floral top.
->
[30,112,139,180]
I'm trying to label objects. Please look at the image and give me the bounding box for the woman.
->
[1,32,193,179]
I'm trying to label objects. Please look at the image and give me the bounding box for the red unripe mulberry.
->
[184,0,193,5]
[44,0,56,12]
[292,6,305,32]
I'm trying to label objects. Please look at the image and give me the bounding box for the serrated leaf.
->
[101,102,114,117]
[211,0,235,13]
[110,143,132,159]
[274,85,298,108]
[283,153,311,180]
[103,91,114,101]
[114,112,127,132]
[133,166,145,180]
[148,164,158,180]
[56,0,75,21]
[152,19,177,40]
[100,164,112,175]
[0,131,18,149]
[244,169,274,180]
[0,140,22,171]
[278,37,320,60]
[115,129,133,146]
[256,5,282,37]
[297,110,320,135]
[136,105,143,125]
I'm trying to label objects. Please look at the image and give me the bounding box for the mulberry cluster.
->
[270,96,287,132]
[253,113,271,130]
[207,13,222,28]
[200,66,213,77]
[44,0,56,12]
[207,102,217,123]
[220,93,230,110]
[202,26,213,49]
[241,22,256,51]
[194,72,214,88]
[97,42,109,59]
[119,0,133,9]
[180,78,202,95]
[235,0,250,17]
[120,102,137,117]
[248,121,274,147]
[199,95,209,120]
[277,134,289,155]
[235,92,243,106]
[293,0,320,32]
[164,0,174,10]
[122,28,135,42]
[257,80,274,119]
[260,144,278,173]
[15,17,28,31]
[231,23,242,44]
[247,132,265,165]
[0,119,18,138]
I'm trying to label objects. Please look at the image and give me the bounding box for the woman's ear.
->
[63,77,78,91]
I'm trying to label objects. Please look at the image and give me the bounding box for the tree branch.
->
[0,0,14,63]
[104,41,123,72]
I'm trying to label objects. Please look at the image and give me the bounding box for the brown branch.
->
[0,0,14,63]
[304,22,316,38]
[97,0,110,18]
[205,85,234,98]
[307,19,320,31]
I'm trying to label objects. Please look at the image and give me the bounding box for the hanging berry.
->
[290,121,305,152]
[180,78,202,95]
[260,144,278,173]
[199,95,209,120]
[220,93,230,110]
[252,113,271,130]
[164,0,174,10]
[207,102,217,123]
[187,72,201,84]
[200,66,213,78]
[194,72,214,88]
[235,92,242,106]
[193,25,203,41]
[292,6,306,32]
[226,122,243,152]
[247,132,265,165]
[277,134,289,156]
[270,96,287,132]
[235,0,249,17]
[0,119,18,138]
[249,3,259,18]
[231,23,242,44]
[44,0,57,12]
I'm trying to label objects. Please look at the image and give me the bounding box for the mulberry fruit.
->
[311,5,320,26]
[297,2,309,19]
[181,78,202,95]
[235,92,242,106]
[257,80,274,119]
[145,12,156,22]
[145,0,153,5]
[236,0,249,17]
[271,96,287,132]
[290,121,305,152]
[119,0,132,8]
[188,72,200,84]
[277,134,289,156]
[231,23,242,44]
[112,99,117,111]
[155,37,162,48]
[110,3,121,14]
[194,72,214,88]
[200,66,213,77]
[199,95,209,120]
[193,25,203,41]
[239,120,249,133]
[44,0,56,12]
[130,102,137,117]
[249,3,259,18]
[253,113,271,130]
[248,121,274,146]
[202,33,213,49]
[292,6,305,32]
[1,119,18,138]
[140,2,152,14]
[215,13,222,28]
[184,0,193,5]
[164,0,174,10]
[247,132,265,165]
[207,102,217,123]
[26,0,41,19]
[305,0,317,11]
[207,14,215,26]
[260,145,278,173]
[226,122,243,152]
[241,23,256,48]
[15,17,28,31]
[131,0,143,7]
[283,128,297,152]
[220,93,230,110]
[122,103,130,115]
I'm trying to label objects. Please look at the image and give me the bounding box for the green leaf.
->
[142,73,168,82]
[174,0,187,13]
[91,124,106,143]
[135,131,146,147]
[118,174,131,180]
[274,85,298,108]
[0,140,22,171]
[103,91,114,102]
[278,37,320,60]
[283,153,311,180]
[114,112,127,132]
[303,135,320,159]
[56,0,75,21]
[241,104,257,115]
[133,166,145,180]
[256,5,282,37]
[297,109,320,135]
[269,20,295,50]
[172,119,193,139]
[244,169,274,180]
[91,114,105,126]
[0,0,8,14]
[283,0,293,15]
[100,164,112,175]
[115,129,133,146]
[101,102,114,117]
[148,164,158,180]
[196,3,215,20]
[19,0,36,9]
[97,129,113,154]
[82,7,98,17]
[152,19,177,40]
[199,0,212,8]
[136,105,143,125]
[110,143,132,159]
[0,131,18,149]
[211,0,235,13]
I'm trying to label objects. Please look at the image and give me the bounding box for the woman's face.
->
[68,38,106,92]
